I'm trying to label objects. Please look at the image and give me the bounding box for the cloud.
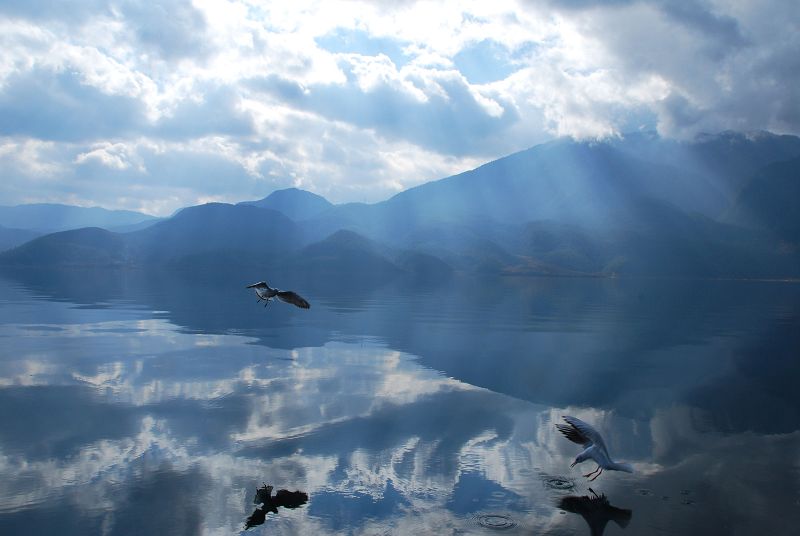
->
[453,39,521,84]
[0,69,147,142]
[315,27,411,68]
[542,0,800,137]
[119,0,210,61]
[75,142,142,171]
[0,0,109,23]
[153,84,255,139]
[249,61,518,156]
[0,0,797,213]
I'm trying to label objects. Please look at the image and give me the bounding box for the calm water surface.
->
[0,270,798,535]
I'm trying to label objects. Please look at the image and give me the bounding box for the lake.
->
[0,269,798,535]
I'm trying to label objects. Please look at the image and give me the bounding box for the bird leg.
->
[588,468,603,482]
[583,465,602,478]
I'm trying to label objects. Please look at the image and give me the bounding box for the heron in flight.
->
[246,281,310,309]
[556,416,633,481]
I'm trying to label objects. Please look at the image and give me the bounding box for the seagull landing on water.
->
[246,281,310,309]
[556,416,634,481]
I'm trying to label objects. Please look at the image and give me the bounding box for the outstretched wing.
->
[556,416,607,452]
[277,290,310,309]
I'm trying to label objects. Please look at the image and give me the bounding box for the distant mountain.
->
[129,203,301,265]
[392,221,521,274]
[108,219,164,233]
[611,130,800,193]
[2,227,129,267]
[0,225,41,252]
[3,131,799,279]
[240,188,333,221]
[724,156,800,245]
[395,251,454,280]
[598,198,785,277]
[285,229,400,278]
[0,203,301,268]
[668,130,800,193]
[310,132,800,247]
[516,221,607,274]
[0,203,158,233]
[296,132,800,277]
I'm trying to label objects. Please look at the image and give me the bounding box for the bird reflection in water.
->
[558,488,632,536]
[245,484,309,529]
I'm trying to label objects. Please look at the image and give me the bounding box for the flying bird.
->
[556,416,633,481]
[246,281,310,309]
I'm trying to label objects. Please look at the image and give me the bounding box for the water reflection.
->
[0,269,798,534]
[558,489,632,536]
[246,484,308,529]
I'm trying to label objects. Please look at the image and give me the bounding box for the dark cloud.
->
[545,0,747,60]
[655,93,702,134]
[543,0,634,9]
[547,0,800,137]
[0,69,146,142]
[658,1,746,50]
[249,66,519,156]
[0,0,209,62]
[0,69,253,143]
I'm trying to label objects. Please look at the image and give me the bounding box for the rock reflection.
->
[245,483,308,529]
[558,489,632,536]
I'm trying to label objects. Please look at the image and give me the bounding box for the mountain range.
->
[2,131,798,279]
[0,203,159,233]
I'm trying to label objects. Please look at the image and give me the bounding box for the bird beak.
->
[246,283,257,288]
[570,461,577,468]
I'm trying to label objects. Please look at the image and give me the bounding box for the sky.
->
[0,0,797,216]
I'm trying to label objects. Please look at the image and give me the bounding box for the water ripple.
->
[541,475,575,491]
[471,513,517,530]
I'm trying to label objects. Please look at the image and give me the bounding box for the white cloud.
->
[75,141,143,171]
[0,137,64,178]
[0,0,796,213]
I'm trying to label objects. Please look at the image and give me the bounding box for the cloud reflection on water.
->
[0,272,799,534]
